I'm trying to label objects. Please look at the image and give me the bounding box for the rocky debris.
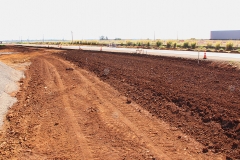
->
[126,98,131,104]
[66,68,74,71]
[202,148,208,153]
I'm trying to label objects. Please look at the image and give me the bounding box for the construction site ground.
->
[0,46,239,159]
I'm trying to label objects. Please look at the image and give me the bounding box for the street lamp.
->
[71,31,73,44]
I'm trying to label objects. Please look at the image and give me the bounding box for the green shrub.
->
[183,42,189,48]
[126,41,132,46]
[206,43,212,49]
[177,44,181,48]
[173,42,176,48]
[215,43,221,50]
[91,41,97,45]
[191,42,196,49]
[226,42,233,51]
[166,41,172,48]
[147,42,150,47]
[156,41,162,47]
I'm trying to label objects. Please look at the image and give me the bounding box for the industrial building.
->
[211,30,240,40]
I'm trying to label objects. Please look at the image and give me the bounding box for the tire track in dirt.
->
[52,56,168,159]
[42,59,93,159]
[44,56,152,159]
[74,68,170,159]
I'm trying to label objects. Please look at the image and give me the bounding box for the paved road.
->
[17,44,240,61]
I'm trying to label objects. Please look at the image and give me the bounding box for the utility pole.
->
[154,31,155,41]
[43,34,44,43]
[71,31,73,44]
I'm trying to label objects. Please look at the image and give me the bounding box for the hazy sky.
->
[1,0,240,40]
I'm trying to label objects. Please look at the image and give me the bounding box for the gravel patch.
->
[0,61,25,127]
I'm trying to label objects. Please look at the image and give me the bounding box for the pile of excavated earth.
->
[0,46,239,159]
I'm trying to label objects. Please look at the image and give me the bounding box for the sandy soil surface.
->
[0,46,235,159]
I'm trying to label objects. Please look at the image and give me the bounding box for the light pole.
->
[71,31,73,44]
[154,31,155,41]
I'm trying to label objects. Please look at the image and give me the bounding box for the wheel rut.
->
[42,59,93,159]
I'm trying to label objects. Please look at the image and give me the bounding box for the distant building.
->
[0,41,2,44]
[211,30,240,40]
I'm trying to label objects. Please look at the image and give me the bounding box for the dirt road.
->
[0,46,230,159]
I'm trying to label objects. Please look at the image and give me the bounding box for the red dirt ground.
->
[56,50,240,159]
[0,46,238,159]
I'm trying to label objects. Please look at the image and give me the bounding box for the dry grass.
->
[28,39,240,51]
